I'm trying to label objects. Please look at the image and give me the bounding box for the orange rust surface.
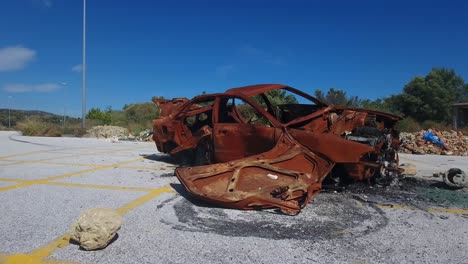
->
[152,84,401,214]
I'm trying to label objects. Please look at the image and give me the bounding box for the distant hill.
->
[0,109,80,128]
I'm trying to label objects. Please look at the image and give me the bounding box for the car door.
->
[213,96,279,163]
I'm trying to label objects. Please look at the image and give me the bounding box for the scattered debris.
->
[70,208,123,250]
[153,84,402,214]
[400,130,467,156]
[442,168,467,189]
[108,136,121,143]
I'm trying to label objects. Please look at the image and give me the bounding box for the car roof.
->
[224,84,288,97]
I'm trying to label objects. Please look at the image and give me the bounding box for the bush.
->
[395,117,421,132]
[86,108,112,125]
[16,119,62,137]
[420,120,451,130]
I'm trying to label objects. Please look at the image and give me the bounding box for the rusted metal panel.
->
[153,84,402,214]
[212,123,278,163]
[176,134,334,215]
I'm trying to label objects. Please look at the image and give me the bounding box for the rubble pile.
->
[400,130,468,156]
[84,125,129,139]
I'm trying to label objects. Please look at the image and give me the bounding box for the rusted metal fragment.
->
[176,134,333,214]
[152,97,188,117]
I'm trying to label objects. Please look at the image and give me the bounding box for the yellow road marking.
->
[0,157,144,192]
[0,146,151,167]
[45,151,155,158]
[116,185,175,215]
[428,207,468,215]
[0,178,156,192]
[41,182,157,192]
[0,160,103,167]
[1,185,174,264]
[0,160,169,171]
[0,146,91,160]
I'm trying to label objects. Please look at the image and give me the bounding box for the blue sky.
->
[1,0,468,117]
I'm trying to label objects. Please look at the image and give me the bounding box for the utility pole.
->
[60,83,67,128]
[8,96,12,128]
[82,0,86,129]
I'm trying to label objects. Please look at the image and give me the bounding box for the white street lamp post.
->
[82,0,86,129]
[8,96,12,128]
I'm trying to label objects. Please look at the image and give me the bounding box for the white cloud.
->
[3,83,62,93]
[0,46,36,72]
[71,64,82,72]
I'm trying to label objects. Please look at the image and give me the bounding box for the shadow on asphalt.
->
[140,153,176,164]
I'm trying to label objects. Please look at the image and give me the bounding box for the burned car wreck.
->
[152,84,401,214]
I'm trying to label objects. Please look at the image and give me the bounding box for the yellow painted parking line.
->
[35,161,104,167]
[41,182,157,192]
[1,253,78,264]
[0,146,149,167]
[33,162,169,172]
[0,185,174,264]
[0,178,156,192]
[0,146,91,160]
[0,157,145,192]
[119,165,168,171]
[116,185,175,215]
[0,149,63,160]
[0,160,168,171]
[46,151,154,158]
[428,207,468,215]
[0,160,104,167]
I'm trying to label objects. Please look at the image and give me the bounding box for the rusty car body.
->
[152,84,401,214]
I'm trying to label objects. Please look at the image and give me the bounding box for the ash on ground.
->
[325,176,468,211]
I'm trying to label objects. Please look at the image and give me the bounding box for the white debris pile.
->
[84,126,129,139]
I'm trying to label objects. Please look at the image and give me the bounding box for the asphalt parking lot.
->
[0,131,467,264]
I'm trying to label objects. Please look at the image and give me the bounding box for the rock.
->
[400,163,417,175]
[70,208,123,250]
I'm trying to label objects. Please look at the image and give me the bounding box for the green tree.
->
[265,89,298,105]
[361,98,400,114]
[314,88,361,107]
[86,107,111,125]
[388,68,466,122]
